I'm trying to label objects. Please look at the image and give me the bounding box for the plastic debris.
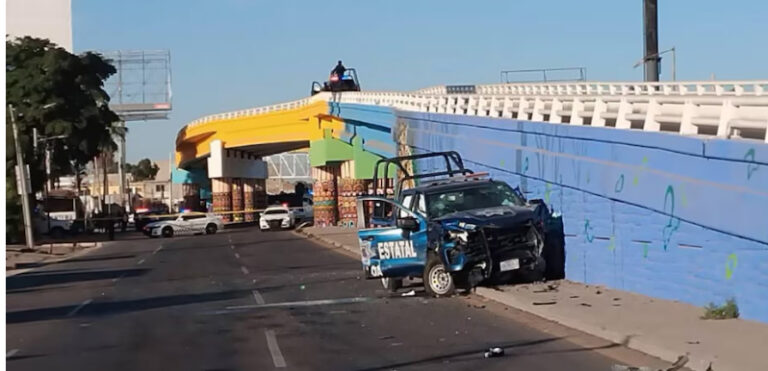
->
[533,301,557,306]
[483,347,504,358]
[401,289,416,297]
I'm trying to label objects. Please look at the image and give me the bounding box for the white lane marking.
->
[112,273,125,283]
[67,299,93,317]
[234,253,241,259]
[6,349,19,358]
[252,290,266,305]
[153,245,163,255]
[225,297,371,311]
[264,330,287,368]
[240,266,250,275]
[137,258,146,265]
[230,245,235,249]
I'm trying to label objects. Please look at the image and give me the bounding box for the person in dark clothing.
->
[331,60,346,79]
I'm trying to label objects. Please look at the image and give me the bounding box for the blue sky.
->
[73,0,768,162]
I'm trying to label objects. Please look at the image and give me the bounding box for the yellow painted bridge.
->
[175,98,342,168]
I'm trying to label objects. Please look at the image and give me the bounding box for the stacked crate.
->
[231,178,244,223]
[337,161,370,228]
[243,179,255,222]
[254,179,267,210]
[312,165,339,227]
[212,178,232,222]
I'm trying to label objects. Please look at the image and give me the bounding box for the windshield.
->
[426,182,524,218]
[264,209,288,215]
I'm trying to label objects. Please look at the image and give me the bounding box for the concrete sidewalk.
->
[6,241,107,276]
[297,226,768,371]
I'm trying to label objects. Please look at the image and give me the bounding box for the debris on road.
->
[533,301,557,306]
[483,347,504,358]
[401,290,416,297]
[580,303,592,307]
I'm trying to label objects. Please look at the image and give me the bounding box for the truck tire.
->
[423,254,455,297]
[381,277,402,293]
[50,227,65,239]
[162,227,174,238]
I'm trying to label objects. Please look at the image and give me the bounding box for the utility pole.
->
[168,151,174,213]
[9,104,35,250]
[643,0,660,82]
[117,121,127,214]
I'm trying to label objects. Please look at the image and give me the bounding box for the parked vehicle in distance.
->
[259,205,296,231]
[356,151,566,297]
[143,213,224,238]
[33,195,89,238]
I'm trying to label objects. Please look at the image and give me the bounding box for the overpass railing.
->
[338,81,768,142]
[186,95,325,128]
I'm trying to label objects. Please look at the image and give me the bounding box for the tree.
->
[126,158,160,181]
[6,36,123,242]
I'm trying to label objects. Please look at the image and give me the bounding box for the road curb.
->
[474,287,718,371]
[6,241,109,277]
[294,229,716,370]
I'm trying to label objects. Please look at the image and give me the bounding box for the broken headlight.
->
[447,230,469,244]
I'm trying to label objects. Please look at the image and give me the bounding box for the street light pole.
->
[633,47,676,81]
[9,104,35,250]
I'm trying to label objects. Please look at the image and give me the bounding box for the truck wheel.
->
[381,277,402,293]
[162,227,174,238]
[519,256,546,283]
[423,254,455,297]
[205,223,217,235]
[50,227,65,239]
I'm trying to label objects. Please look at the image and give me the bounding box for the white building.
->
[6,0,73,51]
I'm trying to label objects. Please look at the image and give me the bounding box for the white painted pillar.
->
[679,100,698,135]
[592,98,608,127]
[716,99,736,138]
[615,98,632,129]
[643,98,662,132]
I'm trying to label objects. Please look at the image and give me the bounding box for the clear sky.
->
[73,0,768,162]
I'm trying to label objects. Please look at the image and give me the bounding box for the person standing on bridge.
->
[331,60,346,79]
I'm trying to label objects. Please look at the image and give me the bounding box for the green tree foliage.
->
[6,36,124,242]
[126,158,160,181]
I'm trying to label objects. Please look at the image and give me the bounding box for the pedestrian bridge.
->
[175,80,768,322]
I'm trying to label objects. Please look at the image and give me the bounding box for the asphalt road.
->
[6,227,665,370]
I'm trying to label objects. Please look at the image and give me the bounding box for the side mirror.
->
[396,216,419,231]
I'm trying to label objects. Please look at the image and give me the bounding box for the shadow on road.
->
[6,268,149,291]
[13,254,137,270]
[357,337,564,370]
[7,287,253,324]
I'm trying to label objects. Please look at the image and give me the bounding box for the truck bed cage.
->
[372,151,473,197]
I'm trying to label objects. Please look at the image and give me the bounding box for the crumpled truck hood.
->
[435,205,535,229]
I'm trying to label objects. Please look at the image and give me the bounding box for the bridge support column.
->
[243,179,255,222]
[212,177,232,222]
[231,178,244,223]
[312,165,339,227]
[337,161,371,228]
[182,183,201,212]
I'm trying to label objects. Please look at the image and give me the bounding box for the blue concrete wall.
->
[337,104,768,322]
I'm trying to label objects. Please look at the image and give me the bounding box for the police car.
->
[143,213,224,238]
[259,205,296,231]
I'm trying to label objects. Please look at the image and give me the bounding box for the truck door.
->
[356,196,427,280]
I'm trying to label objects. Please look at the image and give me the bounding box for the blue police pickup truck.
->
[356,151,565,296]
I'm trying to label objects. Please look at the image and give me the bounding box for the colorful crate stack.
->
[212,178,232,222]
[243,179,255,222]
[231,178,244,223]
[337,161,370,228]
[254,179,267,210]
[312,165,339,227]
